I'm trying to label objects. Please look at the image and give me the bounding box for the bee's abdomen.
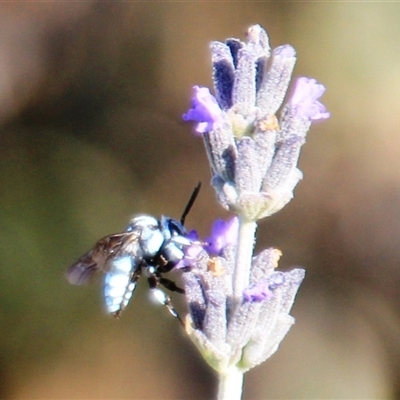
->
[104,256,136,314]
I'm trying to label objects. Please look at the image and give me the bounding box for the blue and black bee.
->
[66,184,201,322]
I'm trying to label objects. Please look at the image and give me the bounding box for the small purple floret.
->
[186,229,199,242]
[175,229,202,269]
[243,280,273,302]
[205,216,239,255]
[182,86,223,134]
[175,243,203,270]
[268,272,285,289]
[289,77,330,121]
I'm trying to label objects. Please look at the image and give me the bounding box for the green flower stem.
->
[217,368,244,400]
[233,217,257,298]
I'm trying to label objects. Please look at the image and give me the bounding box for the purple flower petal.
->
[175,243,204,270]
[183,86,223,134]
[205,216,239,255]
[243,280,273,302]
[268,272,285,289]
[186,244,204,259]
[289,77,330,121]
[186,229,199,241]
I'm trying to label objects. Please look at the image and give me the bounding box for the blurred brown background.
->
[0,2,398,399]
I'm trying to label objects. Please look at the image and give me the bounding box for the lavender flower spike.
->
[183,25,329,222]
[181,24,326,400]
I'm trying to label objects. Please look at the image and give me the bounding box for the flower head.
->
[182,243,305,373]
[183,25,329,221]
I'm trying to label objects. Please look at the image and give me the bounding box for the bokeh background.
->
[0,2,399,399]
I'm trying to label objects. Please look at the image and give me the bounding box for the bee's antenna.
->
[180,182,201,225]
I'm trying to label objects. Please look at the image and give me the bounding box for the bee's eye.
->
[168,219,185,236]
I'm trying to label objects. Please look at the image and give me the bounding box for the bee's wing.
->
[65,250,100,285]
[66,231,140,285]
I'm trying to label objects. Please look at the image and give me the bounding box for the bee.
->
[66,184,201,323]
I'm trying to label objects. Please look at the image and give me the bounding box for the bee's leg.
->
[159,277,185,294]
[156,256,175,274]
[149,257,185,293]
[147,272,183,326]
